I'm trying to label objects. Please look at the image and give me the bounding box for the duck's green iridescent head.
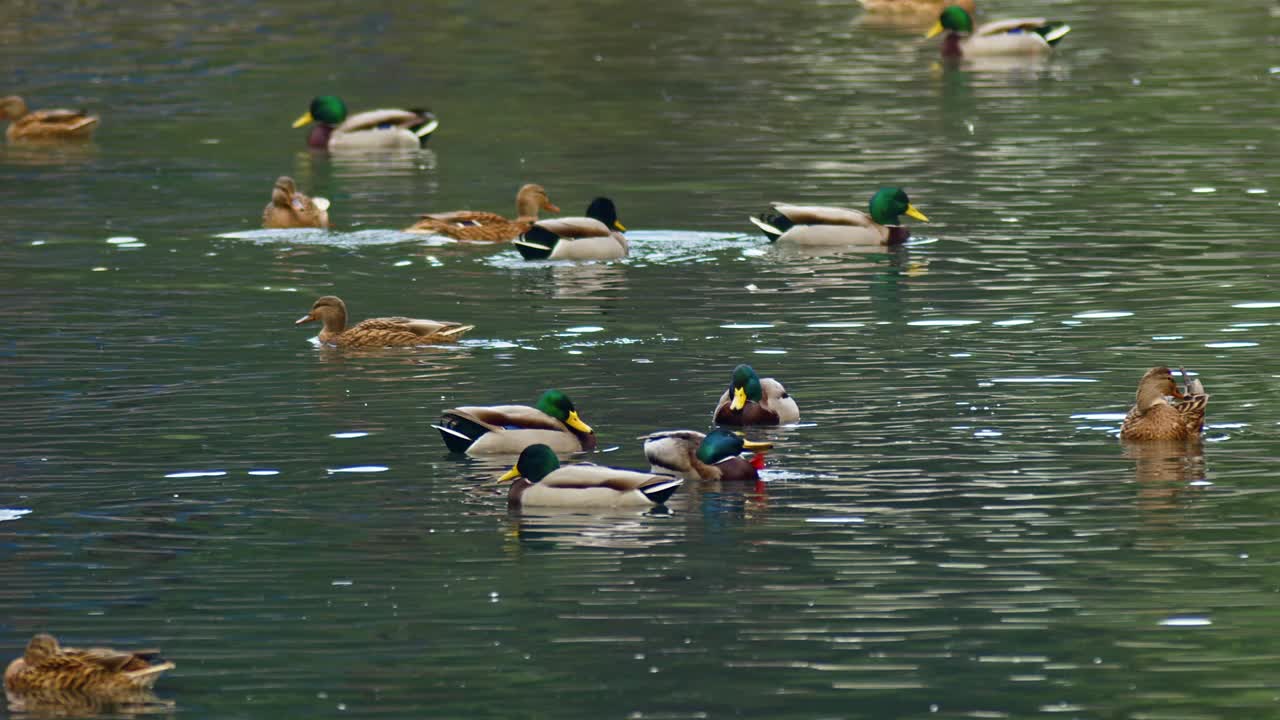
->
[499,443,560,484]
[728,364,764,411]
[868,187,929,226]
[535,389,593,434]
[292,95,348,128]
[695,429,774,464]
[928,6,975,37]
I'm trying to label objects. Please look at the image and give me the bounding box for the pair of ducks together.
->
[433,364,799,509]
[263,180,629,261]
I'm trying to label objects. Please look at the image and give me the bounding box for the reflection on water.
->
[4,0,1280,718]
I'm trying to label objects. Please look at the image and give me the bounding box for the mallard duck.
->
[0,96,98,141]
[292,95,438,151]
[434,389,597,454]
[513,197,628,260]
[858,0,974,16]
[641,429,773,482]
[713,364,800,426]
[749,187,928,246]
[1119,367,1209,442]
[926,6,1070,58]
[294,296,473,348]
[405,184,560,241]
[4,633,174,695]
[496,444,683,508]
[262,176,330,229]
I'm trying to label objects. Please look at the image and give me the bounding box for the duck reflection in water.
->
[1124,441,1208,516]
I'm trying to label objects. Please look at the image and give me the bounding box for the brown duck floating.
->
[262,176,330,229]
[0,96,98,141]
[405,184,560,241]
[295,295,474,348]
[713,364,800,426]
[4,633,174,696]
[1119,366,1209,441]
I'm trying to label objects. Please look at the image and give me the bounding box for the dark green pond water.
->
[3,0,1279,718]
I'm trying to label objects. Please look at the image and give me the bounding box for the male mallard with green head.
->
[713,364,800,426]
[293,95,438,151]
[435,389,597,454]
[750,187,928,246]
[642,429,773,482]
[926,6,1070,59]
[295,296,473,348]
[1119,367,1208,442]
[514,197,627,260]
[495,444,683,508]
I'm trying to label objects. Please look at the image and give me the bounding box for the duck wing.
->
[772,203,877,227]
[450,405,568,432]
[530,217,612,238]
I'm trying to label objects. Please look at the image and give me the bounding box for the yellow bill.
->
[741,439,774,452]
[925,21,944,39]
[291,111,315,129]
[566,411,593,434]
[496,466,521,484]
[905,204,929,222]
[731,386,748,411]
[613,220,627,231]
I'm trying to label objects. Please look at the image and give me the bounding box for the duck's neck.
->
[515,196,541,220]
[307,124,333,149]
[320,308,347,335]
[942,33,964,58]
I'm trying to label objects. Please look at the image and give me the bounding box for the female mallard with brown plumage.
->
[1119,367,1209,442]
[926,6,1071,59]
[712,364,800,426]
[262,176,330,229]
[294,296,473,348]
[642,429,773,482]
[749,187,928,246]
[0,96,98,141]
[292,95,438,151]
[405,184,560,241]
[496,444,683,508]
[434,389,597,455]
[514,197,627,260]
[4,633,173,696]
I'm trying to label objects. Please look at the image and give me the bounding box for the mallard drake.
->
[641,429,773,482]
[262,176,330,229]
[749,187,928,246]
[434,389,597,455]
[292,95,438,151]
[405,184,560,241]
[294,296,473,348]
[927,6,1070,58]
[1119,367,1209,442]
[713,364,800,426]
[496,444,683,508]
[858,0,974,16]
[4,633,174,695]
[0,96,98,141]
[513,197,627,260]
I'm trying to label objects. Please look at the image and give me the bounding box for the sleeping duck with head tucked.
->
[262,176,330,229]
[294,296,473,348]
[0,95,98,141]
[4,633,174,696]
[405,184,560,241]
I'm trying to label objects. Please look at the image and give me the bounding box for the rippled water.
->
[3,0,1279,717]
